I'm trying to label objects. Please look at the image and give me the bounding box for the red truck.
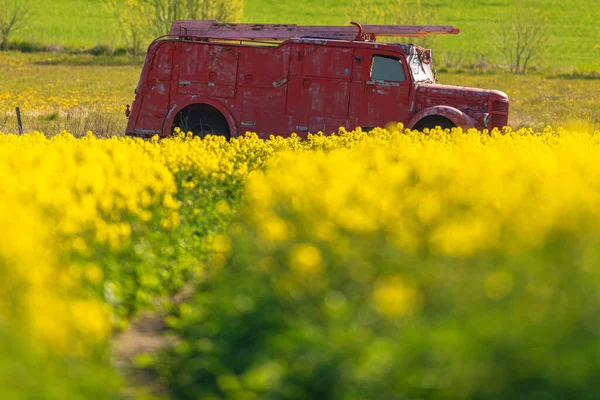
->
[125,21,509,139]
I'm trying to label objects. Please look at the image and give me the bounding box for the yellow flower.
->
[372,276,421,318]
[289,244,322,276]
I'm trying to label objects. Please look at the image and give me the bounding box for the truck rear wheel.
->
[413,116,455,132]
[172,104,230,139]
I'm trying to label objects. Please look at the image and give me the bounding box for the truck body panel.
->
[126,22,509,138]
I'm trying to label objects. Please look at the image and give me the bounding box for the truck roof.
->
[152,35,423,59]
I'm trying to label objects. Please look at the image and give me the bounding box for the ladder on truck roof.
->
[168,20,460,42]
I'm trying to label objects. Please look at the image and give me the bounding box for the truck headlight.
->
[483,113,490,128]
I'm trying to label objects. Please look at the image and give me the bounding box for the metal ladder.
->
[168,20,460,42]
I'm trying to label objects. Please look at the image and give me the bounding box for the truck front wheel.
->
[172,104,230,139]
[412,116,455,132]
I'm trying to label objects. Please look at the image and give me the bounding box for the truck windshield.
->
[406,50,435,83]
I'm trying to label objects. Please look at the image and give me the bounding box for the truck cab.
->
[125,21,509,139]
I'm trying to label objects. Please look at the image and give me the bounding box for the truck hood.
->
[415,83,493,112]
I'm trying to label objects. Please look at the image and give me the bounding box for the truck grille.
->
[492,101,509,113]
[491,114,509,128]
[491,101,509,128]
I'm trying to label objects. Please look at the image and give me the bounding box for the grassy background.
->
[15,0,113,49]
[4,0,599,134]
[12,0,600,71]
[1,52,599,135]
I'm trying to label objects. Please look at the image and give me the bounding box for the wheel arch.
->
[161,98,237,137]
[408,106,479,130]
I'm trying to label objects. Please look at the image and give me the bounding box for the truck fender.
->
[161,98,238,137]
[408,105,479,130]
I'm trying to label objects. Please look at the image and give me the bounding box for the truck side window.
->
[370,55,406,82]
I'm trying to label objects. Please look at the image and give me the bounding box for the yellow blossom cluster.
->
[163,124,600,399]
[246,125,600,258]
[0,129,282,363]
[3,125,600,348]
[0,52,138,115]
[3,124,600,398]
[0,131,178,355]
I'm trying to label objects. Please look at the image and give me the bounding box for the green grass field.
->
[14,0,113,49]
[12,0,600,72]
[1,52,599,135]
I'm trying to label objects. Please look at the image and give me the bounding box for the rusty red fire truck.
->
[125,20,509,139]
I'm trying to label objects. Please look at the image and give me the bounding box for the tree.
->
[104,0,245,56]
[494,1,548,74]
[103,0,151,57]
[346,0,438,49]
[143,0,245,37]
[0,0,31,51]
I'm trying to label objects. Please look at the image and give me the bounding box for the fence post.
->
[16,107,23,135]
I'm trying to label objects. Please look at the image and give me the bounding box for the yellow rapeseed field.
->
[0,131,177,354]
[2,124,600,398]
[246,125,600,256]
[0,53,138,114]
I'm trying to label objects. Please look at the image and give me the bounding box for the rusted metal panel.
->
[407,105,479,130]
[411,84,509,129]
[178,44,238,98]
[131,41,175,134]
[286,45,353,131]
[126,21,508,138]
[237,45,290,135]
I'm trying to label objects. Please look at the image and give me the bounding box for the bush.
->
[7,40,44,52]
[87,44,116,56]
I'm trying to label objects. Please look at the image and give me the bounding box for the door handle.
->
[365,81,376,92]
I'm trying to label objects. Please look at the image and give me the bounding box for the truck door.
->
[287,44,353,136]
[349,50,411,129]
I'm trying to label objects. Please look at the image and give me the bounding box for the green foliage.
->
[0,330,121,400]
[163,233,600,399]
[494,0,549,74]
[245,0,600,73]
[347,0,438,48]
[65,136,260,322]
[87,44,117,56]
[0,132,273,399]
[155,131,600,399]
[11,0,113,50]
[0,0,30,51]
[5,40,45,53]
[143,0,246,37]
[102,0,245,56]
[103,0,152,57]
[5,0,599,72]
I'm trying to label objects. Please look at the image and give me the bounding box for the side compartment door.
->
[286,44,353,136]
[135,41,175,135]
[349,50,411,129]
[177,44,239,99]
[237,45,291,138]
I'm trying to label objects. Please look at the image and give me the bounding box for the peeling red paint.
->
[126,21,508,138]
